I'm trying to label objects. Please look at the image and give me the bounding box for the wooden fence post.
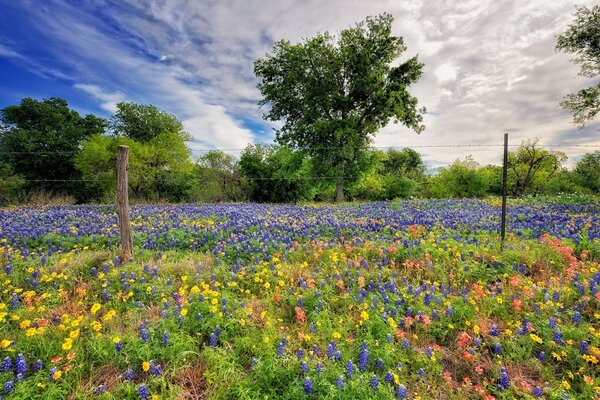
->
[117,145,133,260]
[501,133,508,246]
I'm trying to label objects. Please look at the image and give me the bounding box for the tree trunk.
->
[335,176,345,202]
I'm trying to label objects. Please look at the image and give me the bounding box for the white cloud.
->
[4,0,600,165]
[74,84,126,113]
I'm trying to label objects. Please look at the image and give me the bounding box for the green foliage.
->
[543,171,590,195]
[0,97,106,197]
[556,5,600,127]
[254,13,425,201]
[0,164,25,205]
[574,151,600,192]
[430,156,489,198]
[76,132,196,202]
[238,145,314,203]
[382,148,425,180]
[192,150,246,202]
[508,138,567,196]
[109,102,188,142]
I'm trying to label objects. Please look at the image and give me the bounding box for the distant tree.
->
[544,170,589,195]
[508,138,567,196]
[109,102,188,142]
[193,150,246,202]
[431,156,488,198]
[76,132,195,202]
[350,148,419,200]
[239,145,313,203]
[0,97,105,196]
[254,13,425,202]
[382,148,426,180]
[574,151,600,192]
[556,5,600,128]
[479,165,503,196]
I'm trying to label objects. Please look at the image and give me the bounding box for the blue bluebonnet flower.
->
[358,344,369,372]
[315,363,323,374]
[1,357,11,372]
[402,338,410,349]
[490,324,499,337]
[538,351,546,361]
[303,378,313,395]
[140,328,149,342]
[573,311,581,323]
[334,350,342,362]
[10,294,19,309]
[162,331,169,346]
[97,384,106,394]
[49,368,58,382]
[336,376,345,389]
[417,368,425,377]
[346,360,354,378]
[376,359,384,369]
[327,342,336,360]
[553,330,565,346]
[493,343,502,355]
[150,362,163,377]
[209,333,217,347]
[384,372,394,383]
[124,368,134,381]
[300,362,309,373]
[138,384,150,400]
[370,375,379,390]
[499,367,510,390]
[297,349,304,361]
[277,341,286,358]
[33,360,43,372]
[396,384,407,399]
[533,386,543,397]
[14,354,26,377]
[3,380,15,394]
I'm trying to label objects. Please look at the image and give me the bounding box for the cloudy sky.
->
[1,0,598,168]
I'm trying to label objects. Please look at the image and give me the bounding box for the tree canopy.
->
[109,102,188,142]
[556,5,600,128]
[0,97,105,195]
[254,13,425,201]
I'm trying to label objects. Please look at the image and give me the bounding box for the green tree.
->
[0,97,105,196]
[193,150,246,202]
[508,138,567,196]
[431,156,489,198]
[350,149,419,200]
[109,102,188,142]
[556,5,600,128]
[574,151,600,192]
[382,148,426,180]
[254,13,425,202]
[239,145,313,203]
[76,132,195,202]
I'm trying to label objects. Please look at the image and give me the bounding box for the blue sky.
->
[1,0,598,168]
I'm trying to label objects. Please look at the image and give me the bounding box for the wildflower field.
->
[0,200,599,399]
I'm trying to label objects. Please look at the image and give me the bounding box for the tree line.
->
[0,96,598,205]
[1,7,598,205]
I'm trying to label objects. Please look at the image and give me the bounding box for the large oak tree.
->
[254,13,425,202]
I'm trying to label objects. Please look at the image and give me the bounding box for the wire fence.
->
[1,142,599,184]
